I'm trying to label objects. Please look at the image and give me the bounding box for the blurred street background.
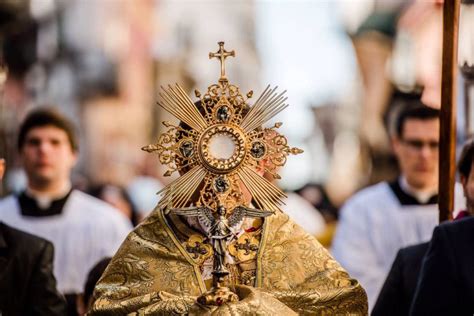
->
[0,0,470,244]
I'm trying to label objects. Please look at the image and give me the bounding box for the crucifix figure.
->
[209,41,235,82]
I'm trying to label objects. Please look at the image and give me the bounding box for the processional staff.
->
[439,0,461,222]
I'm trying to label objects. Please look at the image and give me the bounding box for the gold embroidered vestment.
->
[90,209,368,315]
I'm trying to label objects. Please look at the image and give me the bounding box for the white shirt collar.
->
[399,176,437,204]
[26,182,72,209]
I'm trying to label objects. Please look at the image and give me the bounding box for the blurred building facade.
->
[1,0,465,212]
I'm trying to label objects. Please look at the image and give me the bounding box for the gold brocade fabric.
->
[89,209,368,315]
[120,286,297,315]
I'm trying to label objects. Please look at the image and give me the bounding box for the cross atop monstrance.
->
[209,41,235,82]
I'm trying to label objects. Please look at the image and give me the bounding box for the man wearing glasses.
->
[331,103,465,311]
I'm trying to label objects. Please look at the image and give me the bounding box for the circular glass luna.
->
[208,134,235,159]
[198,124,246,173]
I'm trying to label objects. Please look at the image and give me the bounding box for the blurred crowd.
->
[1,0,474,315]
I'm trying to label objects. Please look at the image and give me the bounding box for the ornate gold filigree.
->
[228,233,260,262]
[143,42,303,213]
[184,235,213,264]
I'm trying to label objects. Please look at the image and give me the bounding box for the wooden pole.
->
[465,80,472,137]
[439,0,461,222]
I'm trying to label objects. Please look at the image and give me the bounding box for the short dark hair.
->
[395,104,440,137]
[458,139,474,178]
[18,108,79,151]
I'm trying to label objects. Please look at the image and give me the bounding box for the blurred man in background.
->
[331,104,464,310]
[410,137,474,314]
[0,158,67,315]
[372,139,474,316]
[0,108,132,315]
[408,138,474,314]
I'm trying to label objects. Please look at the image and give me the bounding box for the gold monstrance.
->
[142,42,302,306]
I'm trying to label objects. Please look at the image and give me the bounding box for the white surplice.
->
[0,190,132,294]
[331,181,465,311]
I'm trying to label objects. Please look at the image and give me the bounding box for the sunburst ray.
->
[157,165,207,209]
[241,86,288,133]
[158,84,208,132]
[239,166,287,212]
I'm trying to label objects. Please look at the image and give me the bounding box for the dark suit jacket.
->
[372,242,429,316]
[410,217,474,315]
[0,222,66,315]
